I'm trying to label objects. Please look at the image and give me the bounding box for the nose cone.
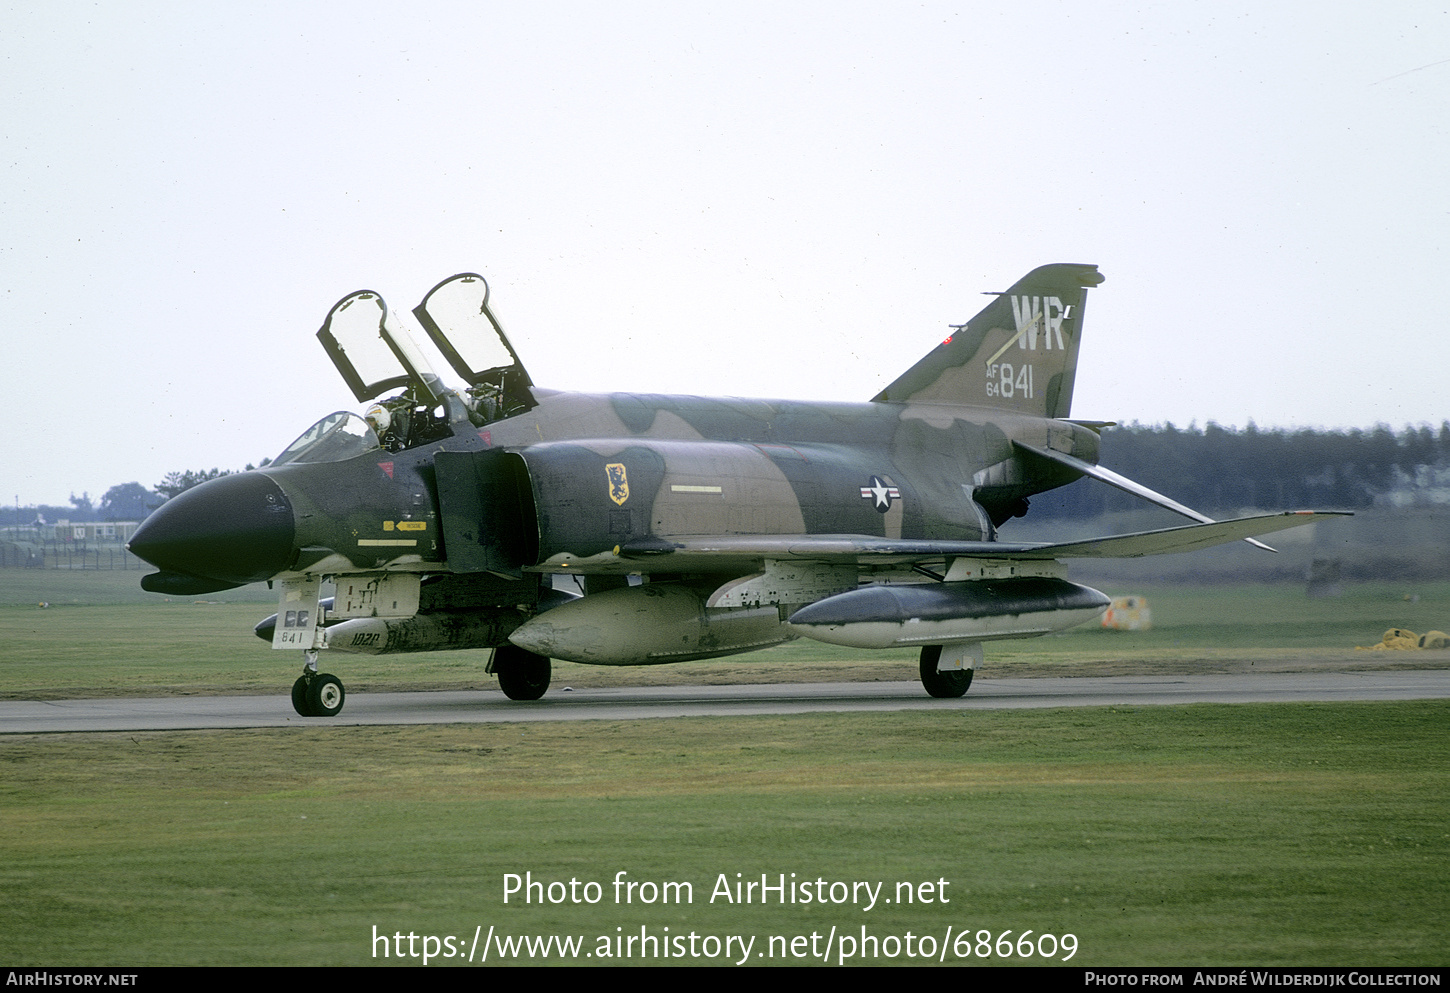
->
[128,472,296,586]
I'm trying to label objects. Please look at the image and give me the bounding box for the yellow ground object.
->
[1356,628,1450,650]
[1102,595,1152,631]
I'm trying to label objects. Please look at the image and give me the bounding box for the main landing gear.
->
[292,652,346,717]
[918,644,976,699]
[492,644,551,701]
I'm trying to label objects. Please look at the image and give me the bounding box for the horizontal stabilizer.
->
[1031,511,1348,558]
[1013,441,1277,551]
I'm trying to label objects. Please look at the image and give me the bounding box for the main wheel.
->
[306,673,346,716]
[919,645,973,698]
[291,675,315,716]
[494,645,551,701]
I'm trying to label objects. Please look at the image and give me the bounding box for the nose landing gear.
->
[291,651,347,717]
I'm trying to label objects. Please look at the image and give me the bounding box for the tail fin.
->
[873,263,1104,417]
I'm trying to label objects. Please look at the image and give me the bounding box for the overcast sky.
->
[4,1,1448,507]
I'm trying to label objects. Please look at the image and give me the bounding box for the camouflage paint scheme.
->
[127,264,1343,712]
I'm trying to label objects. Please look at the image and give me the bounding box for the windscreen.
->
[271,411,381,467]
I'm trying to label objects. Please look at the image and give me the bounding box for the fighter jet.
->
[126,264,1344,716]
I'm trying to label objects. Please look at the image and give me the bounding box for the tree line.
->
[4,468,248,527]
[1031,421,1450,518]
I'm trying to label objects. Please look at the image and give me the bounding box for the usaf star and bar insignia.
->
[860,475,900,512]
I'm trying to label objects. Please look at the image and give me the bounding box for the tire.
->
[291,675,315,717]
[306,673,346,716]
[494,645,551,701]
[919,645,973,698]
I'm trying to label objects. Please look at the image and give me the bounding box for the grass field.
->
[2,570,1448,698]
[1,570,1447,966]
[2,705,1446,966]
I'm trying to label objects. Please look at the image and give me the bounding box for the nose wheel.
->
[291,671,346,717]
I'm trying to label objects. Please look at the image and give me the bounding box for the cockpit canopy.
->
[413,274,533,392]
[315,292,432,403]
[317,273,535,415]
[312,272,538,455]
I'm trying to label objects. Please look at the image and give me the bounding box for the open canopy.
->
[316,290,444,403]
[315,275,535,417]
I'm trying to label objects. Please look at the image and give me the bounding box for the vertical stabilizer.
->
[873,263,1103,417]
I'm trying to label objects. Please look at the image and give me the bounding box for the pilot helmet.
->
[364,403,392,436]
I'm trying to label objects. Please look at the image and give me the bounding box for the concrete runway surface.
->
[2,671,1448,733]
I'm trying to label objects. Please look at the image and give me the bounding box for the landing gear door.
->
[318,290,443,403]
[272,576,324,650]
[413,274,537,415]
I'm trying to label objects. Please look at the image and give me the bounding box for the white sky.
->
[3,1,1448,507]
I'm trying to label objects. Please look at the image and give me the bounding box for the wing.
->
[612,511,1349,571]
[511,511,1342,658]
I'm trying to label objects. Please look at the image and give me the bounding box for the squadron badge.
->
[606,463,630,506]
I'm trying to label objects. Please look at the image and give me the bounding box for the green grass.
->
[2,570,1447,966]
[0,566,275,606]
[1,704,1446,965]
[1058,581,1450,651]
[2,573,1446,698]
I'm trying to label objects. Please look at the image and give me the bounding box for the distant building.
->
[51,520,141,543]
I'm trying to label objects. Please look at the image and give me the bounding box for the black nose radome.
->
[128,472,295,586]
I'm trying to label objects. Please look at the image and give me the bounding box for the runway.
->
[3,670,1448,733]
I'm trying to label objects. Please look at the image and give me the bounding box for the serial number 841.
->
[984,362,1035,399]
